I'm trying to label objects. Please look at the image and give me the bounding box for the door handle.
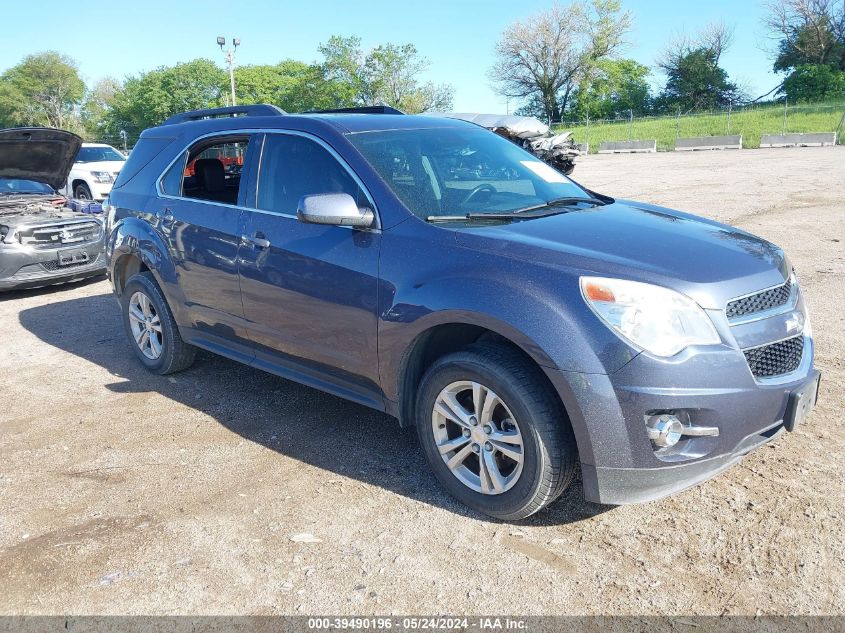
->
[242,233,271,248]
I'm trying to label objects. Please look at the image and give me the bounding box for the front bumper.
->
[547,298,819,505]
[0,241,106,291]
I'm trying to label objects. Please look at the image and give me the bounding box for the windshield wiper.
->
[511,196,607,214]
[426,196,609,223]
[427,207,576,222]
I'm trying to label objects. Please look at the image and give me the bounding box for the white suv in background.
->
[62,143,126,200]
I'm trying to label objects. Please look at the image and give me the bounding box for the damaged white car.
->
[434,113,580,175]
[0,128,106,291]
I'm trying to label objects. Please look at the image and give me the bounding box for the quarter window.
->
[257,134,367,215]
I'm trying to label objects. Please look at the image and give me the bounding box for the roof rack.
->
[308,105,405,115]
[160,104,286,126]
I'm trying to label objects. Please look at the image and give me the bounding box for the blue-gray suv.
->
[105,105,820,519]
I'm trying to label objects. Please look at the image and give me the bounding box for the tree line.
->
[0,36,454,143]
[0,0,843,141]
[492,0,845,123]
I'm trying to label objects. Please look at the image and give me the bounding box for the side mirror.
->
[297,193,374,228]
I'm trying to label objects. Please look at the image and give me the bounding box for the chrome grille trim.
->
[726,274,798,325]
[17,220,103,247]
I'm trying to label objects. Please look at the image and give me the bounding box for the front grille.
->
[743,335,804,378]
[727,278,792,319]
[18,221,102,247]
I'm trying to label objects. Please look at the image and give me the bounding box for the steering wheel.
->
[461,183,497,206]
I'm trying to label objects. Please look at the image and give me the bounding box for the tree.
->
[764,0,845,100]
[0,51,85,130]
[105,59,227,139]
[657,23,743,112]
[569,58,651,119]
[765,0,845,72]
[317,36,454,113]
[490,0,633,123]
[235,61,337,112]
[318,35,366,108]
[81,77,121,140]
[781,63,845,100]
[361,44,453,112]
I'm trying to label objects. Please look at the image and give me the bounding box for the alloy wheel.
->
[128,291,163,360]
[431,380,524,495]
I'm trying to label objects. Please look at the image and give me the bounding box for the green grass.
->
[556,102,845,152]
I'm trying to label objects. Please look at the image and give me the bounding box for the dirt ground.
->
[1,147,843,617]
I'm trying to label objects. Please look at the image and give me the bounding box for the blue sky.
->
[2,0,779,112]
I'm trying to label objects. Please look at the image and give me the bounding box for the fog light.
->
[646,414,684,448]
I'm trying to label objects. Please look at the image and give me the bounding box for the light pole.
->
[217,36,240,106]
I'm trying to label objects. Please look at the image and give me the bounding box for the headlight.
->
[580,276,720,357]
[91,171,114,184]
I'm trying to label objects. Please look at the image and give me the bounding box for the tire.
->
[121,271,195,375]
[73,182,92,199]
[415,343,577,520]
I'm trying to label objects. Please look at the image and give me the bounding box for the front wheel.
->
[121,271,195,374]
[416,343,577,520]
[73,183,92,199]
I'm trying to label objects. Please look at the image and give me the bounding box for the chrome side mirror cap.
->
[297,193,374,228]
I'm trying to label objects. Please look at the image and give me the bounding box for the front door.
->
[237,132,382,407]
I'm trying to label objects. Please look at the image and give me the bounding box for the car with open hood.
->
[104,105,819,520]
[0,128,107,291]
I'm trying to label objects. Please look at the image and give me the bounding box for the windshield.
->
[77,146,125,163]
[348,127,588,219]
[0,178,54,195]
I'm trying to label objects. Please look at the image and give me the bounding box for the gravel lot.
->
[1,147,843,616]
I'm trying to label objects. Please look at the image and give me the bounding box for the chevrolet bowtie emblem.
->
[785,312,804,335]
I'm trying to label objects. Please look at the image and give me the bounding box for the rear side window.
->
[181,136,250,205]
[257,133,367,215]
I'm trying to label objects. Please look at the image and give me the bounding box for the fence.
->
[555,101,845,153]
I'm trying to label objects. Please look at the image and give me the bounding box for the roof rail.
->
[308,105,405,115]
[160,104,286,126]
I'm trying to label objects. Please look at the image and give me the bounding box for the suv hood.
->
[454,200,788,310]
[0,128,83,191]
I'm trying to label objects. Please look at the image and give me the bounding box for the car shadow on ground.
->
[17,291,612,526]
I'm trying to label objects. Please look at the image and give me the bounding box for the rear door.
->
[155,134,257,354]
[237,131,383,407]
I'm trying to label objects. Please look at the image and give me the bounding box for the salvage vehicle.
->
[1,128,106,292]
[61,142,126,200]
[105,105,820,519]
[435,112,580,175]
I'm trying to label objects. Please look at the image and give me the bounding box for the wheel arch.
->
[391,315,562,429]
[107,217,189,326]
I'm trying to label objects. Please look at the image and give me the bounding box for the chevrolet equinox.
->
[105,105,820,519]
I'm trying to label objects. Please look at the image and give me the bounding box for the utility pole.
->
[217,36,240,106]
[119,130,128,153]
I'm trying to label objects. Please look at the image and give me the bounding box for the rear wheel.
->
[121,272,195,374]
[416,343,577,520]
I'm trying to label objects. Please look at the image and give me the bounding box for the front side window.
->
[181,137,250,205]
[257,133,367,215]
[348,127,588,220]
